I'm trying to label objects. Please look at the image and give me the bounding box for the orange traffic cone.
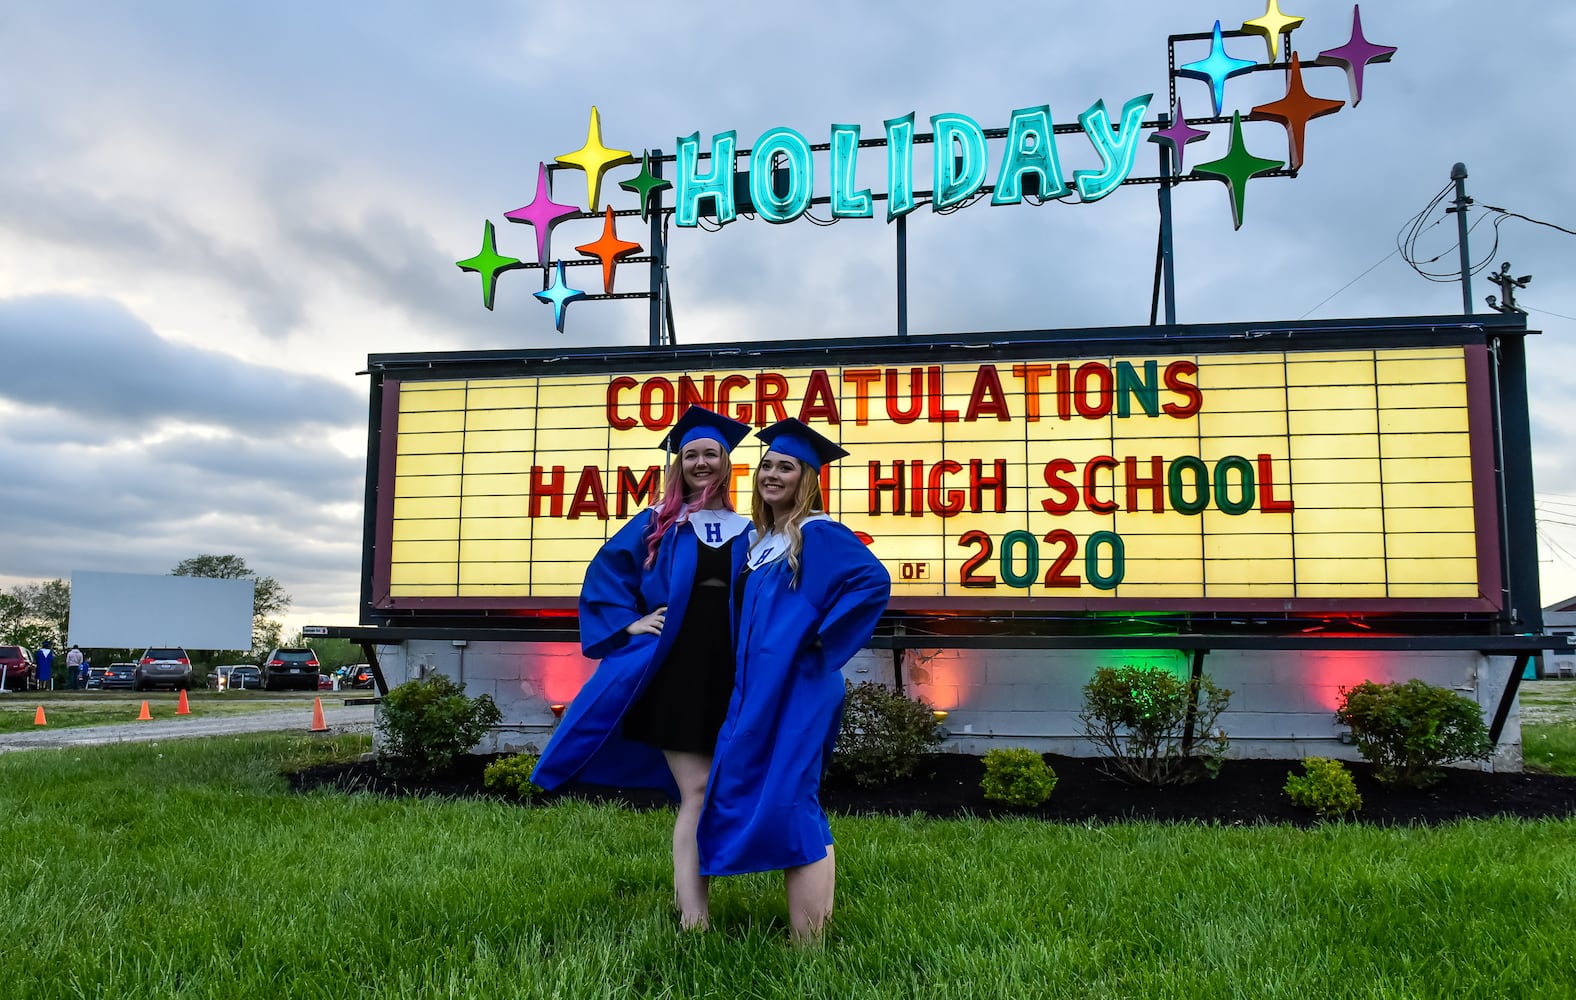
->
[33,705,46,726]
[176,690,191,715]
[309,697,328,733]
[137,701,152,721]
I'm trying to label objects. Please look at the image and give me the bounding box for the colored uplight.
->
[504,163,579,267]
[1190,112,1285,229]
[555,106,636,212]
[1148,100,1210,173]
[455,220,525,311]
[931,113,987,211]
[992,105,1069,205]
[1241,0,1304,63]
[1249,52,1344,170]
[1314,5,1396,107]
[830,124,874,218]
[884,113,917,221]
[674,130,738,227]
[1178,20,1256,116]
[1073,95,1152,201]
[618,150,672,223]
[533,260,587,332]
[550,703,567,720]
[750,126,814,223]
[575,207,642,294]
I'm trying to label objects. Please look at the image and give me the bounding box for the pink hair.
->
[643,454,734,568]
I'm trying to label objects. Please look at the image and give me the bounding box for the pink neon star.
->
[1314,5,1397,107]
[504,163,580,267]
[1149,99,1211,173]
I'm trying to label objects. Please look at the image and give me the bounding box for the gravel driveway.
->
[0,702,376,753]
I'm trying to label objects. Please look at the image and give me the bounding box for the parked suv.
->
[0,645,35,691]
[136,647,194,691]
[261,648,321,691]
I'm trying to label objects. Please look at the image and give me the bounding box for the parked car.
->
[0,645,35,691]
[136,647,194,691]
[342,664,375,690]
[261,648,321,691]
[227,665,263,690]
[102,662,139,690]
[85,666,108,689]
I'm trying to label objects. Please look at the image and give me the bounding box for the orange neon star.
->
[1248,52,1344,170]
[575,207,642,293]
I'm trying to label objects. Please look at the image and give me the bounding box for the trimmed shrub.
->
[980,747,1058,807]
[1079,666,1231,785]
[483,753,543,800]
[1284,757,1363,818]
[831,681,942,787]
[377,674,503,779]
[1335,679,1491,788]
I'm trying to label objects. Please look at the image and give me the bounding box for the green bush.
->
[831,681,942,787]
[377,674,503,779]
[1335,679,1491,788]
[483,753,543,800]
[1284,756,1363,818]
[980,747,1058,807]
[1079,666,1231,785]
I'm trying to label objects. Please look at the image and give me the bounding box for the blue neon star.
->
[1178,21,1257,116]
[533,260,587,332]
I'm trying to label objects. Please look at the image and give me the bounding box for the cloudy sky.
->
[2,1,1574,637]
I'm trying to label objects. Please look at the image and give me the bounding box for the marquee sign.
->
[371,334,1497,614]
[456,3,1396,331]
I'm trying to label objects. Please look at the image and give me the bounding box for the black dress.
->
[622,536,738,754]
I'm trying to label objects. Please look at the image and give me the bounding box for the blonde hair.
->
[750,457,823,588]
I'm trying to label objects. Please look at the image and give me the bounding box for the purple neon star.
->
[1314,5,1397,107]
[504,163,580,267]
[1149,99,1211,173]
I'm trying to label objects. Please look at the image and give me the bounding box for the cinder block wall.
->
[379,641,1522,770]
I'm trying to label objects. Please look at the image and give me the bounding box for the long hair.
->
[749,458,823,588]
[643,452,734,568]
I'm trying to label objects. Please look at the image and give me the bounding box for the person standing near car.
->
[532,406,753,932]
[35,642,54,690]
[65,645,84,691]
[699,417,891,945]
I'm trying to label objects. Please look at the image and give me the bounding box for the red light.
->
[140,658,153,665]
[307,660,319,667]
[550,703,567,719]
[178,658,189,665]
[269,660,283,666]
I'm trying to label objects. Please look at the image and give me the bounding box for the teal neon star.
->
[1190,113,1285,229]
[533,260,587,332]
[1178,20,1257,116]
[618,151,672,223]
[455,220,526,311]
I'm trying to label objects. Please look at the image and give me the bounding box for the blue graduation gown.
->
[698,518,891,876]
[532,509,749,798]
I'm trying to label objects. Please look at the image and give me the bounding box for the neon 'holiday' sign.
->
[457,2,1396,332]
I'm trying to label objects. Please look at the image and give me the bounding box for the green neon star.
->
[618,151,672,223]
[1190,113,1285,230]
[455,220,526,310]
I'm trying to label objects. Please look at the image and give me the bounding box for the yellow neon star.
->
[555,106,636,212]
[1242,0,1305,63]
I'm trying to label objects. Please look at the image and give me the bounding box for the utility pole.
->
[1485,262,1531,315]
[1448,162,1473,314]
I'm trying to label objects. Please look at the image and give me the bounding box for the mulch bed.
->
[288,753,1576,828]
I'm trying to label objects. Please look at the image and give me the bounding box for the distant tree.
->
[8,579,70,641]
[0,593,56,650]
[172,554,292,657]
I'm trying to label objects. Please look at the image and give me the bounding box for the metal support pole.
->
[648,150,664,347]
[1180,647,1207,755]
[1488,653,1531,745]
[1451,162,1473,315]
[1157,114,1178,326]
[896,213,908,338]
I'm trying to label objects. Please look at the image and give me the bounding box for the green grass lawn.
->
[1,734,1573,999]
[0,690,331,733]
